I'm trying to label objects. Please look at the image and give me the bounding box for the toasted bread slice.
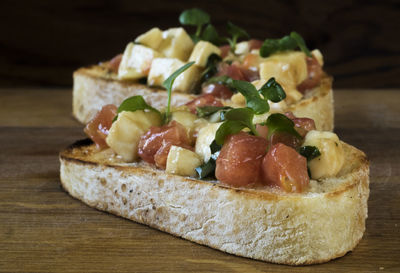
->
[72,65,334,131]
[59,139,369,265]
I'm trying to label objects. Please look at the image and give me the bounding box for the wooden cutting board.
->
[0,88,399,272]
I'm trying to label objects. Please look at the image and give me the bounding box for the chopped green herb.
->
[260,31,311,57]
[262,113,301,139]
[232,80,270,114]
[226,21,250,52]
[113,95,160,122]
[196,106,232,118]
[299,146,321,161]
[162,62,195,123]
[215,108,257,145]
[206,75,234,89]
[201,54,222,82]
[258,77,286,103]
[196,140,221,179]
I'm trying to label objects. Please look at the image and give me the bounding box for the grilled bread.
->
[60,139,369,265]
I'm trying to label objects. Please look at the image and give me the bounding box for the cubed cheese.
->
[195,122,222,162]
[234,41,250,55]
[189,41,221,67]
[106,110,161,162]
[171,110,198,143]
[166,146,202,176]
[135,27,163,49]
[148,58,201,93]
[302,130,345,179]
[259,51,308,86]
[158,27,194,61]
[311,49,324,66]
[118,43,162,80]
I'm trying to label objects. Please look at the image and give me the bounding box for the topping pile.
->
[87,9,341,193]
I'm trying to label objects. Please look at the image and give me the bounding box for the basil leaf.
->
[215,108,257,145]
[179,8,210,27]
[260,32,311,57]
[162,62,195,123]
[201,24,220,45]
[264,113,301,139]
[259,77,286,103]
[232,80,270,114]
[113,95,160,122]
[299,146,321,161]
[226,21,250,51]
[290,31,312,57]
[196,140,222,179]
[201,54,222,82]
[196,106,232,118]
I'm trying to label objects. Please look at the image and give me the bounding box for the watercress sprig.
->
[113,95,161,122]
[260,31,312,57]
[231,78,286,115]
[226,21,250,52]
[162,61,195,123]
[262,113,301,139]
[179,8,210,42]
[215,108,257,145]
[196,106,232,118]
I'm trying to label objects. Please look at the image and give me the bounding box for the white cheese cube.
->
[171,110,198,142]
[158,28,194,61]
[189,41,221,67]
[118,43,162,80]
[302,130,345,179]
[311,49,324,66]
[135,27,163,49]
[148,58,201,93]
[195,122,222,162]
[234,41,250,55]
[166,146,202,177]
[260,51,308,86]
[106,110,161,162]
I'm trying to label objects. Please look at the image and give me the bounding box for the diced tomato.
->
[138,121,192,169]
[297,56,323,93]
[215,132,268,187]
[248,39,263,51]
[240,67,260,82]
[108,54,123,73]
[217,62,247,81]
[201,84,233,100]
[256,124,269,139]
[284,112,316,137]
[185,94,224,114]
[269,132,301,149]
[84,104,117,149]
[242,53,260,70]
[261,143,309,193]
[219,45,231,59]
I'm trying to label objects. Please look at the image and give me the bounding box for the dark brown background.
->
[1,0,399,88]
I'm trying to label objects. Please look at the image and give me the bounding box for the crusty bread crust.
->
[72,66,334,131]
[59,139,369,265]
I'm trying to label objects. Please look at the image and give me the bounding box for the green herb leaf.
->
[299,146,321,161]
[196,140,222,179]
[201,24,220,45]
[226,21,250,52]
[258,77,286,103]
[179,8,210,27]
[179,8,210,41]
[232,80,270,114]
[162,62,195,123]
[196,106,232,118]
[290,31,312,57]
[215,108,257,145]
[113,95,161,122]
[201,54,222,82]
[260,32,311,57]
[206,75,234,89]
[264,113,301,139]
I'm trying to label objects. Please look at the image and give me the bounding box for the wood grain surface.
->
[1,0,399,88]
[0,88,399,272]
